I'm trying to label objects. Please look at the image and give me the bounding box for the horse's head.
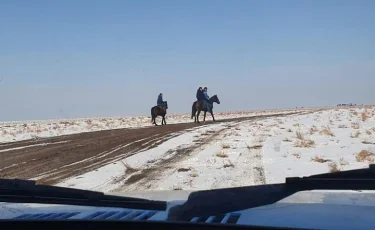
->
[211,95,220,104]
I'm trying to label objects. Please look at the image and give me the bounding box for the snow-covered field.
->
[0,109,303,143]
[54,106,375,193]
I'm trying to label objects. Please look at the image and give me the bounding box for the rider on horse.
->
[196,87,204,101]
[202,87,211,110]
[157,93,167,108]
[203,87,209,102]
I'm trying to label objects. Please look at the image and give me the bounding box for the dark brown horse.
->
[191,95,220,123]
[151,101,168,125]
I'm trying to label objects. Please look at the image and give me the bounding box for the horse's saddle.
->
[157,105,167,112]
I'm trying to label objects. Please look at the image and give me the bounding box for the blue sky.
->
[0,0,374,121]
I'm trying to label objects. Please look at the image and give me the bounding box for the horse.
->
[191,95,220,123]
[151,101,168,126]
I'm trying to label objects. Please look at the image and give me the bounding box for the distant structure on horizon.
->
[337,103,358,107]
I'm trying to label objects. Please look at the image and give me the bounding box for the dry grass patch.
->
[216,152,228,158]
[338,125,347,129]
[351,122,360,129]
[60,121,74,126]
[292,153,301,159]
[328,162,340,173]
[366,130,372,135]
[339,157,349,166]
[362,140,374,145]
[293,123,300,127]
[311,155,331,163]
[362,112,369,121]
[177,167,191,172]
[223,160,235,168]
[121,161,139,174]
[283,137,292,142]
[246,143,263,150]
[222,144,231,149]
[294,139,315,148]
[295,131,304,140]
[355,150,375,162]
[350,131,361,138]
[320,126,335,136]
[287,128,292,133]
[189,172,198,177]
[309,126,318,135]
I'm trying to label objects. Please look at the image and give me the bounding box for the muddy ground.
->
[0,113,302,185]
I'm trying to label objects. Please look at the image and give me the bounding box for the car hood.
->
[2,190,375,230]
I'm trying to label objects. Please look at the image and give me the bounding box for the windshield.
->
[0,1,374,199]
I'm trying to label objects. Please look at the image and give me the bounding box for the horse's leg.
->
[196,110,201,123]
[210,111,216,121]
[194,106,198,123]
[191,103,196,120]
[163,115,166,125]
[193,104,198,123]
[152,115,156,125]
[151,108,155,124]
[203,111,207,122]
[154,116,159,126]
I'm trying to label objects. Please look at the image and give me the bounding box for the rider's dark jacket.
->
[196,89,205,101]
[157,95,164,105]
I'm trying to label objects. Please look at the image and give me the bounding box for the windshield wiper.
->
[168,164,375,221]
[0,178,166,210]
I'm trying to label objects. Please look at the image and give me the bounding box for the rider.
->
[196,87,204,101]
[157,93,166,107]
[203,87,209,102]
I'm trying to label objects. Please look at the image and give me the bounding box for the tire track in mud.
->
[114,126,227,192]
[36,132,190,184]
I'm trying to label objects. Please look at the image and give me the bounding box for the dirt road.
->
[0,113,301,185]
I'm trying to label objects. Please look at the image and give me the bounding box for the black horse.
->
[191,95,220,123]
[151,101,168,125]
